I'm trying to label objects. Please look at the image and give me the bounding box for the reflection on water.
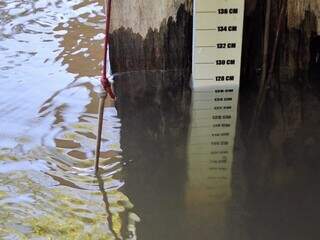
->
[114,71,240,240]
[186,85,239,239]
[114,71,191,240]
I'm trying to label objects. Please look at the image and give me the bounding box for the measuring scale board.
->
[186,0,245,233]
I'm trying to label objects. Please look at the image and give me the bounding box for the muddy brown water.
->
[1,1,320,240]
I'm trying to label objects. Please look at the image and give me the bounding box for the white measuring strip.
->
[192,0,244,88]
[187,0,245,210]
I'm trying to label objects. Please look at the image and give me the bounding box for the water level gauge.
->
[192,0,245,88]
[186,0,245,234]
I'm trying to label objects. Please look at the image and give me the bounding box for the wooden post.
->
[106,2,193,237]
[230,1,320,238]
[108,0,194,141]
[239,0,320,164]
[109,0,193,74]
[237,0,320,219]
[242,0,320,134]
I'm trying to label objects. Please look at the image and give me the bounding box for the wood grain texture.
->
[287,0,320,32]
[238,0,320,215]
[109,0,192,74]
[111,0,192,36]
[235,3,320,238]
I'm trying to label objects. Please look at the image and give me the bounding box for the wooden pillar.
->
[240,0,320,143]
[235,1,320,238]
[110,0,193,133]
[240,0,320,175]
[109,0,193,74]
[242,0,320,132]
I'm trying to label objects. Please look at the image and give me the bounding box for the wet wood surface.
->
[241,0,320,148]
[238,3,320,238]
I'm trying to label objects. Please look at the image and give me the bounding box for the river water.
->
[0,1,231,239]
[2,1,320,240]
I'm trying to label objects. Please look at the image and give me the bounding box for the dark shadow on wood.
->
[109,4,192,74]
[233,2,320,240]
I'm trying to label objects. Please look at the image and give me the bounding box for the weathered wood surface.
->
[241,0,320,165]
[109,0,193,74]
[237,1,320,238]
[111,0,192,36]
[243,0,320,125]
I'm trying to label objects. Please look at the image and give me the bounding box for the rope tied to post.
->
[101,0,115,99]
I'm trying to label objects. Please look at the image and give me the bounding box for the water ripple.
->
[0,0,139,239]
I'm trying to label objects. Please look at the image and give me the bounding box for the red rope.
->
[101,0,115,99]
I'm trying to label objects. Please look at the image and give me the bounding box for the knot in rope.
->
[101,75,115,99]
